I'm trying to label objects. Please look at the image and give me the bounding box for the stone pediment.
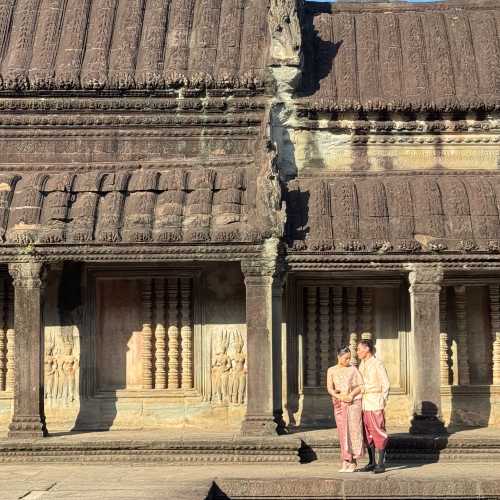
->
[0,168,266,245]
[286,173,500,254]
[0,0,269,92]
[299,0,500,112]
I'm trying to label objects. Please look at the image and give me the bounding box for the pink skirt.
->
[333,398,364,462]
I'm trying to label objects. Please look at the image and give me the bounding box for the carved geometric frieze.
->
[0,136,256,165]
[0,97,267,113]
[291,130,500,173]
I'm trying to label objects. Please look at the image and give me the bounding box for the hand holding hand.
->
[340,393,353,403]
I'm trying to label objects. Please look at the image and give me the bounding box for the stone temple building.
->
[0,0,498,440]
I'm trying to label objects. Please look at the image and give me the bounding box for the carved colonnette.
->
[0,278,14,393]
[454,285,471,386]
[490,285,500,385]
[86,267,200,401]
[302,284,374,387]
[287,274,410,427]
[439,288,451,386]
[0,280,5,391]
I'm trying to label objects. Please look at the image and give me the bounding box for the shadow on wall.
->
[448,387,492,433]
[299,2,341,98]
[284,189,310,251]
[445,285,492,431]
[44,262,119,434]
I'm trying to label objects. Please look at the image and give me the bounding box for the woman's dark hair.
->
[337,346,351,356]
[358,339,374,353]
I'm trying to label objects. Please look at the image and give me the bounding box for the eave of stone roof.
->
[0,0,270,92]
[300,0,500,112]
[286,172,500,254]
[0,168,268,246]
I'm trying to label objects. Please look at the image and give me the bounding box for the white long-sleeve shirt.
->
[358,356,390,411]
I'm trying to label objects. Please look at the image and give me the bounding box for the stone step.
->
[1,434,500,464]
[298,434,500,463]
[208,477,500,500]
[0,438,302,464]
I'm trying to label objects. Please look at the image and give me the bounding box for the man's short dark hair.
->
[358,339,374,353]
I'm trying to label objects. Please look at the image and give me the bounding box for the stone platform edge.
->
[209,477,500,500]
[0,436,302,464]
[0,434,500,464]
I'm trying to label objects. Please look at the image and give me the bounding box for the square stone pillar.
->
[408,264,446,435]
[8,262,48,438]
[240,244,286,436]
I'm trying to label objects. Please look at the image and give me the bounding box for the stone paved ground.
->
[2,462,500,500]
[2,426,500,443]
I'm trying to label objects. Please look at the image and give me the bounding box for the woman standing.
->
[327,346,364,472]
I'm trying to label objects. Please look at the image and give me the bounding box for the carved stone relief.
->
[44,326,80,405]
[210,328,247,405]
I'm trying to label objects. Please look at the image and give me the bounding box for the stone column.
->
[240,241,285,435]
[8,262,48,438]
[408,264,446,435]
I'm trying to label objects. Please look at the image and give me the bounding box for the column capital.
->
[8,262,47,289]
[407,264,443,293]
[241,240,288,288]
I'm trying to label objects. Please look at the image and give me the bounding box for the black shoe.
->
[373,448,386,474]
[359,444,375,472]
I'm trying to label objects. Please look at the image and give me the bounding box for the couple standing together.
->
[326,339,390,474]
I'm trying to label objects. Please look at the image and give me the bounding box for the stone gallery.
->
[0,0,498,439]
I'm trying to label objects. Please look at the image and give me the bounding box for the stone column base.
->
[240,415,278,436]
[410,415,447,436]
[8,416,48,439]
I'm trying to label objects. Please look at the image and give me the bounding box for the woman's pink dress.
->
[328,365,365,462]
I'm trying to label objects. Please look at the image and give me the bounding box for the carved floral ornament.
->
[269,0,303,67]
[8,262,46,289]
[408,264,444,285]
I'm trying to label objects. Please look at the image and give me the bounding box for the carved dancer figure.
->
[211,332,232,403]
[230,336,247,405]
[357,339,390,474]
[327,346,364,473]
[44,348,58,400]
[60,343,77,403]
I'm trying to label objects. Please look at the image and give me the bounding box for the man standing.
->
[357,339,390,473]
